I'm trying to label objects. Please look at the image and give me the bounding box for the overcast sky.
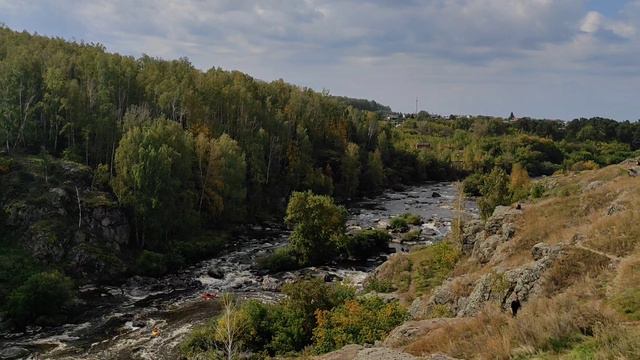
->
[1,0,639,120]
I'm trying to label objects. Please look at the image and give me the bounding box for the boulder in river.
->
[0,347,30,360]
[207,268,225,279]
[262,276,282,291]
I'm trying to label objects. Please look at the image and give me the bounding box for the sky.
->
[1,0,639,120]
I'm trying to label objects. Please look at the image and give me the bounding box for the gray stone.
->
[383,318,465,348]
[471,234,505,264]
[354,348,420,360]
[261,276,281,291]
[586,181,603,191]
[0,347,30,360]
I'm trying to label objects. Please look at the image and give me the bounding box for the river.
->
[0,182,475,360]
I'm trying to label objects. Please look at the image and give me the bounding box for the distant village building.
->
[386,112,404,123]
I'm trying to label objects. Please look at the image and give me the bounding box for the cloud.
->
[1,0,640,119]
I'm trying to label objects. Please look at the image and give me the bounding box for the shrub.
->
[529,182,545,198]
[389,216,409,232]
[462,173,484,196]
[478,167,511,219]
[92,163,111,190]
[364,278,395,293]
[509,163,531,202]
[340,229,391,260]
[414,242,460,293]
[235,279,355,356]
[256,246,301,272]
[179,319,217,358]
[176,231,228,263]
[285,191,347,265]
[368,241,460,297]
[402,229,422,243]
[312,296,408,353]
[401,213,423,226]
[135,250,168,277]
[570,160,600,171]
[5,271,74,326]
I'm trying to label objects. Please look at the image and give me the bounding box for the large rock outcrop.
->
[410,205,562,319]
[1,157,130,281]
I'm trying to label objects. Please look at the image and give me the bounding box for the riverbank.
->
[317,159,640,359]
[1,182,470,359]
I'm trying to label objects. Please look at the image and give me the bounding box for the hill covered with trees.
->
[1,25,640,331]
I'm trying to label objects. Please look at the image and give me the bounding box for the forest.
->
[1,26,640,329]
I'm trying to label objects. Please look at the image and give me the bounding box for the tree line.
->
[0,27,444,248]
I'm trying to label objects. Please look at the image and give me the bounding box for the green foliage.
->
[226,279,356,356]
[612,288,640,321]
[369,241,460,297]
[339,229,391,260]
[402,229,422,242]
[113,119,195,248]
[0,246,41,308]
[179,319,217,359]
[414,241,461,292]
[362,150,385,193]
[389,216,409,232]
[339,142,361,198]
[92,163,111,190]
[174,231,228,263]
[462,173,484,196]
[200,133,248,222]
[5,271,74,327]
[364,278,395,293]
[312,296,408,354]
[530,182,546,199]
[389,213,422,232]
[478,167,511,219]
[510,163,531,202]
[134,250,168,277]
[256,246,301,272]
[401,213,423,225]
[285,191,348,265]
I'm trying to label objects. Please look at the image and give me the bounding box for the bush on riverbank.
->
[180,279,358,358]
[5,270,74,327]
[285,191,348,265]
[256,246,301,272]
[367,241,460,297]
[313,296,408,354]
[340,229,391,260]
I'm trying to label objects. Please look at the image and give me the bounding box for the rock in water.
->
[207,268,224,279]
[0,347,30,360]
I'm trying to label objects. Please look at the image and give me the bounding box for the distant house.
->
[386,112,403,121]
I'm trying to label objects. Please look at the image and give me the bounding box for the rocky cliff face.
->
[318,158,640,359]
[409,205,562,319]
[1,156,130,281]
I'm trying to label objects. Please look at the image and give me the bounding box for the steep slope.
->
[324,158,640,359]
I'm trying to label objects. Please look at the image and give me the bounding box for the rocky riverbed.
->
[0,182,475,360]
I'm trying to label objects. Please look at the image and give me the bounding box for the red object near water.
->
[201,292,217,301]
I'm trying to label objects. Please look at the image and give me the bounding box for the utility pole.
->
[415,97,418,116]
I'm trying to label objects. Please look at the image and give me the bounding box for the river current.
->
[0,182,475,359]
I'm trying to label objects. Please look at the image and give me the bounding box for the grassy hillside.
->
[362,159,640,359]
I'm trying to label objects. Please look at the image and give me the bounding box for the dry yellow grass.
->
[541,247,611,296]
[404,281,623,360]
[397,162,640,359]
